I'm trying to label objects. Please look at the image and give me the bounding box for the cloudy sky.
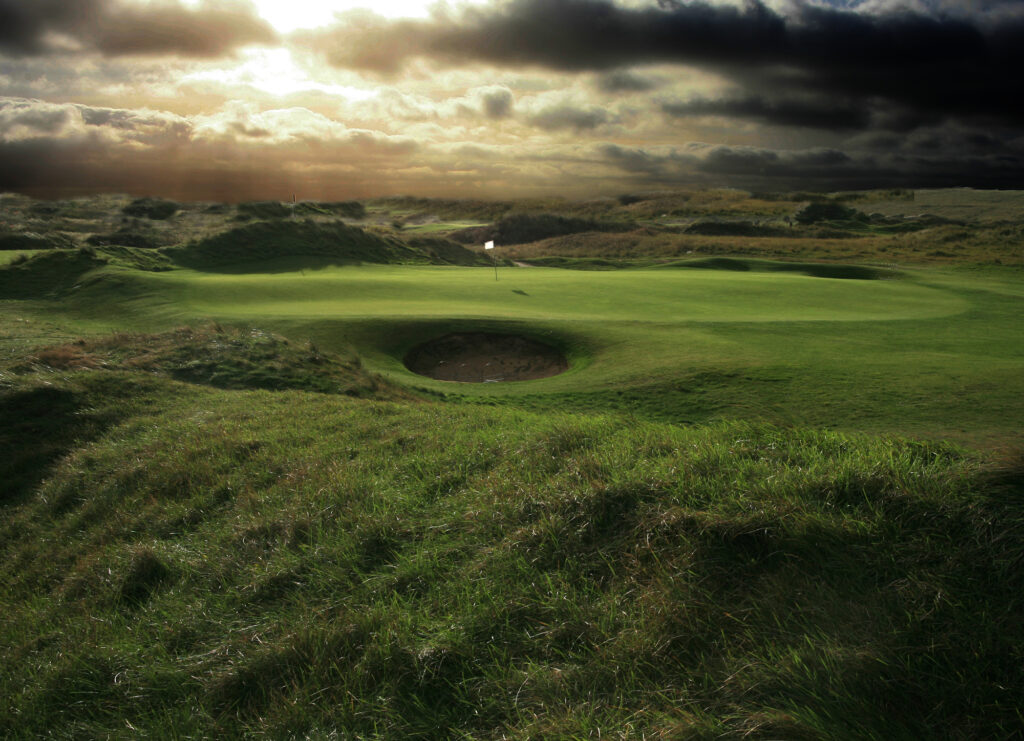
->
[1,0,1022,200]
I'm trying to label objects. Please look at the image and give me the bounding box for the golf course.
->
[1,190,1022,738]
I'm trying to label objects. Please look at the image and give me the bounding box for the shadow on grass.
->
[0,386,110,506]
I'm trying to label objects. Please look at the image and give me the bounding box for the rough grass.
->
[0,231,77,251]
[20,324,408,398]
[0,378,1020,738]
[293,200,366,219]
[501,226,1022,266]
[166,220,489,270]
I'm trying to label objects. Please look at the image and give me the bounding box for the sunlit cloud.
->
[1,0,1023,198]
[181,48,377,101]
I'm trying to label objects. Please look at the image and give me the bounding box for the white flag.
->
[484,240,495,250]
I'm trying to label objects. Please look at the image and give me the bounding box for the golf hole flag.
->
[485,240,495,250]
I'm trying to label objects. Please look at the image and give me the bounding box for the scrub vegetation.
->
[1,188,1022,739]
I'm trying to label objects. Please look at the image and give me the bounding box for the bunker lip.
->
[404,332,568,383]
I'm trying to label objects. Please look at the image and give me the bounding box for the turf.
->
[62,259,1014,449]
[1,190,1023,739]
[0,383,1021,738]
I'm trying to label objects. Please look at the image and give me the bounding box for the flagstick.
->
[485,240,497,281]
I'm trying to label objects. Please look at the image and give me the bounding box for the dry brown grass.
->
[30,343,103,370]
[499,226,1022,266]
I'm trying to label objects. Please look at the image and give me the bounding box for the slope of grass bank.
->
[167,220,488,271]
[1,374,1020,738]
[19,324,407,398]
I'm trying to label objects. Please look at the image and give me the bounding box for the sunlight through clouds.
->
[204,0,494,32]
[2,0,1023,198]
[181,48,377,100]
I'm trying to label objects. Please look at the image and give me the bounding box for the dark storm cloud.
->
[0,0,276,58]
[311,0,1024,126]
[596,135,1024,190]
[661,95,871,131]
[600,142,696,174]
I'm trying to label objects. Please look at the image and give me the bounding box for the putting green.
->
[154,265,967,324]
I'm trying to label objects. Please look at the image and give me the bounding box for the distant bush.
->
[122,198,178,220]
[617,193,648,206]
[795,202,868,225]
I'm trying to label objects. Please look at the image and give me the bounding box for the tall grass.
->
[1,368,1021,738]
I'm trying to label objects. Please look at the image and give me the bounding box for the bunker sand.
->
[404,332,567,382]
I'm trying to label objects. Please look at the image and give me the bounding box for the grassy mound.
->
[167,221,488,270]
[20,324,406,398]
[402,235,492,266]
[0,248,108,299]
[235,201,292,220]
[0,388,1020,738]
[0,231,76,251]
[0,246,175,298]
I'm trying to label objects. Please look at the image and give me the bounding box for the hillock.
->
[167,220,489,270]
[0,248,108,298]
[21,324,406,398]
[0,231,76,250]
[235,201,292,220]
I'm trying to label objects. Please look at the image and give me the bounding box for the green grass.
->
[1,190,1023,738]
[0,379,1020,738]
[0,250,42,265]
[61,259,1012,449]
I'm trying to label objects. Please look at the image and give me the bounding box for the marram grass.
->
[1,373,1021,739]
